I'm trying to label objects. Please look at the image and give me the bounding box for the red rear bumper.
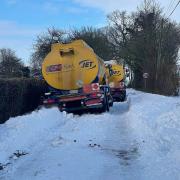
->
[59,95,86,102]
[58,93,104,111]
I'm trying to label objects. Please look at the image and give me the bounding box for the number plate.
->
[69,90,78,94]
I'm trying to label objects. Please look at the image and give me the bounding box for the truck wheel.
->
[109,101,113,107]
[121,95,126,102]
[109,96,113,107]
[106,96,110,112]
[58,104,63,112]
[120,91,126,102]
[101,95,109,112]
[101,102,107,112]
[121,93,127,102]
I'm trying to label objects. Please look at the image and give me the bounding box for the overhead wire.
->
[154,0,179,31]
[164,0,176,15]
[154,0,178,78]
[168,0,180,17]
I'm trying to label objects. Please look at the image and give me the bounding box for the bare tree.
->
[107,0,180,95]
[30,27,66,70]
[69,26,113,61]
[0,48,23,78]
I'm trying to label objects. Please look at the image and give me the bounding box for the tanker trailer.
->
[42,40,113,112]
[105,60,126,102]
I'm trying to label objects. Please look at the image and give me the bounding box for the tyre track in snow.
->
[1,89,180,180]
[0,96,134,180]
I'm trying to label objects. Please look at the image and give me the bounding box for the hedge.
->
[0,78,47,124]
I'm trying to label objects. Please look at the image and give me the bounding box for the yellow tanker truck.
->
[105,60,126,102]
[42,40,113,112]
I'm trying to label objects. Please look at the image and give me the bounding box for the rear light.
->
[91,93,97,98]
[96,93,102,97]
[43,99,55,104]
[48,99,55,103]
[90,93,97,98]
[90,92,102,98]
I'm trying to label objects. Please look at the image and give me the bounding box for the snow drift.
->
[0,89,180,180]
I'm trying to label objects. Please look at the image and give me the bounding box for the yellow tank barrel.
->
[105,61,125,86]
[42,40,106,90]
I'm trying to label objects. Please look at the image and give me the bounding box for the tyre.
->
[109,101,113,107]
[106,96,110,112]
[109,95,113,107]
[100,92,109,112]
[120,90,126,102]
[58,104,63,112]
[101,101,108,112]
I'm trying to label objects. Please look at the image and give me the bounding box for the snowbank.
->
[0,89,180,180]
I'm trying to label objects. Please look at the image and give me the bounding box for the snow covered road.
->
[0,89,180,180]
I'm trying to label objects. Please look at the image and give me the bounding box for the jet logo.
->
[79,60,96,69]
[111,70,121,76]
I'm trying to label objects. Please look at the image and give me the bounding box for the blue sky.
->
[0,0,180,64]
[0,0,106,28]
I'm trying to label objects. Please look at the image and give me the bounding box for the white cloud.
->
[42,1,89,14]
[73,0,139,12]
[73,0,180,21]
[66,7,89,14]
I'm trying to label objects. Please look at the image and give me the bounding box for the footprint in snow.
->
[0,150,28,172]
[88,143,101,148]
[51,137,65,147]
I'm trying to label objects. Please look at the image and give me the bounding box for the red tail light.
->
[90,93,97,98]
[43,99,55,104]
[90,92,102,98]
